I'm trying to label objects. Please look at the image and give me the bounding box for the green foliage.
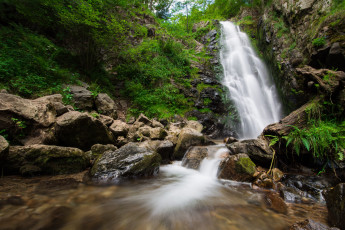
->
[90,112,100,118]
[283,121,345,161]
[312,37,326,47]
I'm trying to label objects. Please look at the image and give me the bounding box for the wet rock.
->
[56,111,115,151]
[68,85,94,110]
[95,93,117,119]
[182,146,209,169]
[264,191,288,215]
[90,142,161,182]
[0,135,9,162]
[89,144,117,162]
[324,183,345,230]
[224,136,239,144]
[109,120,129,137]
[218,153,256,182]
[139,140,174,163]
[173,128,208,160]
[226,139,273,167]
[5,145,89,175]
[289,218,338,230]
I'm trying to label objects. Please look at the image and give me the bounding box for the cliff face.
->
[236,0,345,112]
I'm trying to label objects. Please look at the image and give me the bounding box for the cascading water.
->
[220,21,282,139]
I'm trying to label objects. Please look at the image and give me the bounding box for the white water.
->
[220,21,282,139]
[145,146,229,216]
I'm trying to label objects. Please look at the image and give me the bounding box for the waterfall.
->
[219,21,282,139]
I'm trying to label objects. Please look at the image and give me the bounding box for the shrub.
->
[312,37,326,47]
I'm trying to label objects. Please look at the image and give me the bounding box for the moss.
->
[235,157,256,175]
[129,153,161,175]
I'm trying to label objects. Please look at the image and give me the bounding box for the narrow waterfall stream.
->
[220,21,282,138]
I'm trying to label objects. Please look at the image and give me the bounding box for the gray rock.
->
[182,146,208,169]
[173,128,207,159]
[226,139,273,167]
[4,145,89,175]
[56,111,115,151]
[90,144,117,162]
[90,142,161,182]
[68,85,94,110]
[95,93,117,119]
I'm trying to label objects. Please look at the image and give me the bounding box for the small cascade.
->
[145,146,229,216]
[219,21,282,139]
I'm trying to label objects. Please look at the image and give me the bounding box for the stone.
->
[173,128,207,159]
[327,42,345,71]
[182,146,208,169]
[136,113,152,126]
[185,120,203,132]
[20,127,57,146]
[272,168,284,182]
[95,93,117,119]
[289,219,338,230]
[4,145,89,175]
[324,183,345,230]
[264,191,288,215]
[98,114,114,127]
[109,120,129,137]
[90,142,161,182]
[90,144,117,162]
[68,85,94,110]
[0,135,9,162]
[149,127,168,140]
[138,140,174,163]
[165,123,182,145]
[56,111,115,151]
[226,139,273,167]
[218,153,256,182]
[116,136,128,147]
[0,93,56,130]
[151,119,164,128]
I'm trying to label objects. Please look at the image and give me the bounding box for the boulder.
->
[34,94,68,116]
[138,140,174,163]
[226,139,273,167]
[0,135,9,162]
[182,146,208,169]
[149,127,168,140]
[90,142,161,182]
[173,128,208,159]
[20,127,57,146]
[165,123,182,144]
[185,120,203,132]
[289,219,338,230]
[324,183,345,230]
[109,120,129,137]
[4,145,89,175]
[218,153,256,182]
[0,93,56,130]
[136,113,152,126]
[98,114,114,127]
[264,191,288,215]
[68,85,94,110]
[152,119,164,128]
[89,144,117,162]
[95,93,117,119]
[56,111,115,151]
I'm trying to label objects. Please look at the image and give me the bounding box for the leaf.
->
[286,137,293,147]
[301,138,310,151]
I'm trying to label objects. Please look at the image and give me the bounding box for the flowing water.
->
[220,21,282,138]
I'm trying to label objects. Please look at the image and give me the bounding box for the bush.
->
[312,37,326,47]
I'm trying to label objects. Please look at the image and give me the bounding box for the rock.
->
[56,111,115,151]
[149,127,168,140]
[327,43,345,72]
[0,89,8,93]
[289,219,338,230]
[34,95,68,116]
[226,139,273,167]
[20,127,57,146]
[0,93,56,130]
[138,125,151,137]
[224,136,238,144]
[4,145,89,175]
[0,135,9,162]
[68,85,94,110]
[173,128,208,159]
[324,183,345,230]
[182,146,208,169]
[98,114,114,127]
[152,119,164,128]
[272,168,284,182]
[165,123,182,144]
[264,191,288,215]
[95,93,117,119]
[138,140,174,163]
[136,113,152,126]
[109,120,129,137]
[90,144,117,162]
[185,120,203,132]
[90,142,161,182]
[218,153,256,182]
[116,136,128,147]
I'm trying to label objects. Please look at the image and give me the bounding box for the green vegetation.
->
[312,37,326,47]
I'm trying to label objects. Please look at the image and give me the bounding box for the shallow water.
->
[0,160,328,230]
